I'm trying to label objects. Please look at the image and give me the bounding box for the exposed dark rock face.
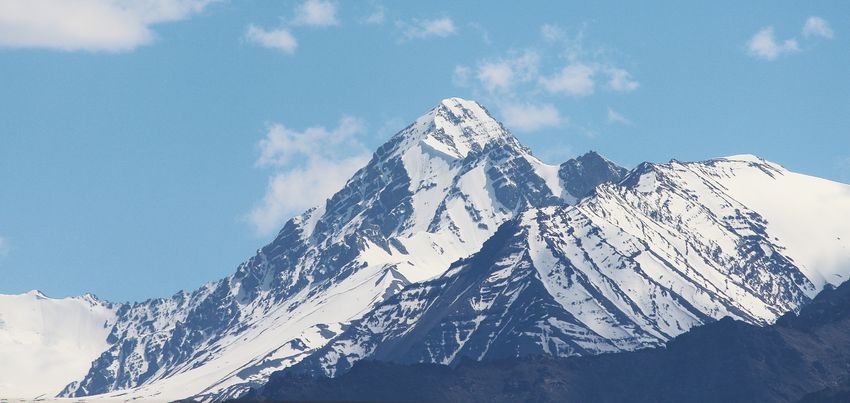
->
[558,151,628,199]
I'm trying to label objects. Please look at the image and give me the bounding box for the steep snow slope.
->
[283,155,850,376]
[0,291,116,399]
[60,98,622,401]
[714,155,850,288]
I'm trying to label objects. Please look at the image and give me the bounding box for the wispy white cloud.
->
[245,25,298,54]
[0,236,9,257]
[500,103,565,133]
[606,67,640,92]
[363,5,386,25]
[256,116,365,167]
[452,65,471,87]
[292,0,339,27]
[246,0,340,54]
[452,23,639,136]
[477,62,514,93]
[0,0,215,52]
[471,51,540,93]
[467,22,492,45]
[747,27,799,60]
[606,107,632,125]
[539,64,639,96]
[746,17,836,61]
[508,51,540,81]
[249,155,368,235]
[249,117,370,235]
[540,23,565,42]
[540,63,596,96]
[459,24,637,100]
[803,16,833,39]
[397,17,456,40]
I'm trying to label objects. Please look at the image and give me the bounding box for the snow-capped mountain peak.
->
[15,99,843,403]
[54,99,629,401]
[719,153,772,164]
[25,289,48,298]
[401,97,517,160]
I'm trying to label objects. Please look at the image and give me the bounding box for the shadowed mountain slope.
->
[246,276,850,402]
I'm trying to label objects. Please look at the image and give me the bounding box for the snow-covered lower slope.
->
[58,98,623,401]
[0,291,116,399]
[282,155,850,377]
[710,155,850,288]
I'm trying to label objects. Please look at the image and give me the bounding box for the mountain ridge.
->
[243,273,850,403]
[1,98,847,402]
[278,153,850,379]
[53,97,624,401]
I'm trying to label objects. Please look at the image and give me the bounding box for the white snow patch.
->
[0,292,116,399]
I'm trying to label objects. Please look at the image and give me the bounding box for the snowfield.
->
[0,291,116,399]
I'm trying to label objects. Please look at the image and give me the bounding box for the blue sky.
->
[1,1,848,302]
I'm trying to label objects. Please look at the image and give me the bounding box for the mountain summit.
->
[401,97,517,159]
[56,98,625,401]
